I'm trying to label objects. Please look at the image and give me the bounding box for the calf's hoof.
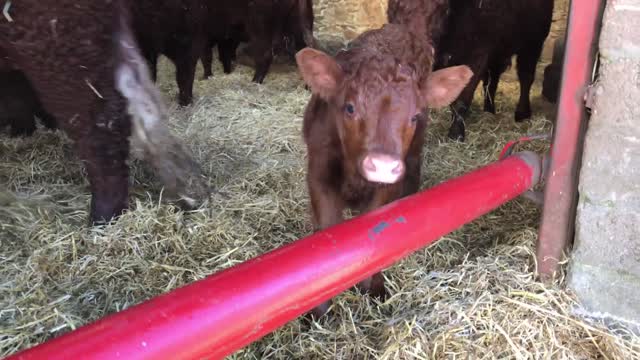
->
[305,300,331,323]
[515,109,532,122]
[356,273,388,301]
[447,123,466,142]
[483,102,496,114]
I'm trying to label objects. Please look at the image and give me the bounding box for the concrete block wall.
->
[569,0,640,327]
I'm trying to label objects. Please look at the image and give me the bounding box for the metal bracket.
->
[499,133,552,207]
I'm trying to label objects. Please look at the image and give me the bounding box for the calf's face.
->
[296,48,472,184]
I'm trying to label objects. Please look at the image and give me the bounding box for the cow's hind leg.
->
[483,58,510,114]
[201,41,214,80]
[515,43,544,122]
[218,38,236,74]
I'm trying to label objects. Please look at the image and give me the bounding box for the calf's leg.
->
[355,187,405,300]
[306,163,345,320]
[402,112,426,198]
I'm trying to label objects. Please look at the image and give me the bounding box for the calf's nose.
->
[361,153,405,184]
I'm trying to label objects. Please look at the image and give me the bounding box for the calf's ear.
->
[420,65,473,109]
[296,48,344,100]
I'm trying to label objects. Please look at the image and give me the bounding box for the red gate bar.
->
[7,152,543,360]
[537,0,605,278]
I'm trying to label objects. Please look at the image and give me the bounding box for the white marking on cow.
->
[3,1,12,22]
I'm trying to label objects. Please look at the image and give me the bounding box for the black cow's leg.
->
[448,74,481,142]
[201,41,214,79]
[515,43,544,122]
[83,97,131,225]
[483,58,509,114]
[217,38,235,74]
[9,114,36,137]
[250,39,273,84]
[175,38,203,106]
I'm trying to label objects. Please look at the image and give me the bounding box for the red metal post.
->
[7,153,542,360]
[537,0,605,279]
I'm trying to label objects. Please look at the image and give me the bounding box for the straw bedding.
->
[2,2,640,358]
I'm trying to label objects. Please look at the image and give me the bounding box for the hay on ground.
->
[2,2,640,358]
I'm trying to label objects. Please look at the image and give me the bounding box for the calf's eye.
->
[344,103,355,116]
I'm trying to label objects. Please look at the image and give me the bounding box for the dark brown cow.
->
[0,70,57,137]
[130,0,208,106]
[436,0,554,141]
[387,0,450,51]
[0,0,208,224]
[201,0,315,83]
[296,23,472,318]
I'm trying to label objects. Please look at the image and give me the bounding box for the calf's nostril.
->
[391,162,403,175]
[363,157,377,172]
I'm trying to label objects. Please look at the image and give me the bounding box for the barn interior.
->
[1,0,639,358]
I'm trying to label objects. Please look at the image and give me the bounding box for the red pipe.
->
[6,152,542,360]
[537,0,604,278]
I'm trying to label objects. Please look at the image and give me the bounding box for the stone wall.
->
[314,0,388,48]
[569,0,640,329]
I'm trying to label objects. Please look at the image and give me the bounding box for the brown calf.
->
[296,24,472,318]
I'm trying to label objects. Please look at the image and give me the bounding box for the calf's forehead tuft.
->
[338,52,431,100]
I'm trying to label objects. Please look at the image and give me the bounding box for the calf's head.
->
[296,47,472,184]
